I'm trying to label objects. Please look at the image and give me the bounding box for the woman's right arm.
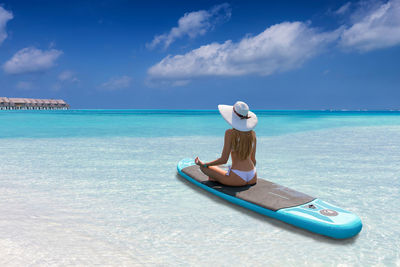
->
[251,133,256,166]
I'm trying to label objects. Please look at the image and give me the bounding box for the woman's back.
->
[229,129,256,171]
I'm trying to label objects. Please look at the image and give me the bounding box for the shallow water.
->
[0,110,399,266]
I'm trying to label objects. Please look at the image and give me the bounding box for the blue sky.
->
[0,0,399,109]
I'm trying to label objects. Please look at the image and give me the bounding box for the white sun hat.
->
[218,101,258,132]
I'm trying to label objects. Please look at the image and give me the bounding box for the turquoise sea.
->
[0,110,399,266]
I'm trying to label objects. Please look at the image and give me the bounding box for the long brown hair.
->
[231,129,256,160]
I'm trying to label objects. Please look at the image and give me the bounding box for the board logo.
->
[320,209,338,216]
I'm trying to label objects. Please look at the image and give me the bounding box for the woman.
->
[195,101,258,186]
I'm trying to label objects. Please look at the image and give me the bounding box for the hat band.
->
[233,107,251,120]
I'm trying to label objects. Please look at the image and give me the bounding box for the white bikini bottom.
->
[227,166,256,182]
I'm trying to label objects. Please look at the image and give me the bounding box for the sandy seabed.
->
[0,126,399,266]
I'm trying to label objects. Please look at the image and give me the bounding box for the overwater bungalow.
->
[0,97,69,110]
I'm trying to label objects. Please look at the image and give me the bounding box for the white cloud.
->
[0,6,13,45]
[148,21,339,81]
[52,70,79,91]
[145,78,190,88]
[58,70,78,82]
[335,2,352,15]
[100,75,132,90]
[171,80,190,87]
[144,0,400,86]
[3,47,63,74]
[340,0,400,51]
[16,81,33,90]
[147,3,231,49]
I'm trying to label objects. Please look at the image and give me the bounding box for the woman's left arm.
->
[197,129,232,167]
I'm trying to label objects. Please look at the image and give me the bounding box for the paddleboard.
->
[177,158,362,239]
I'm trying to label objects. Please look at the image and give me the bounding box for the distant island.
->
[0,97,69,110]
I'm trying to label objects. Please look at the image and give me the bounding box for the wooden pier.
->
[0,97,70,110]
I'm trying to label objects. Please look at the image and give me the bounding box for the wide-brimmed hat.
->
[218,101,258,132]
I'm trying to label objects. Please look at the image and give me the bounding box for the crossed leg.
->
[199,165,257,186]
